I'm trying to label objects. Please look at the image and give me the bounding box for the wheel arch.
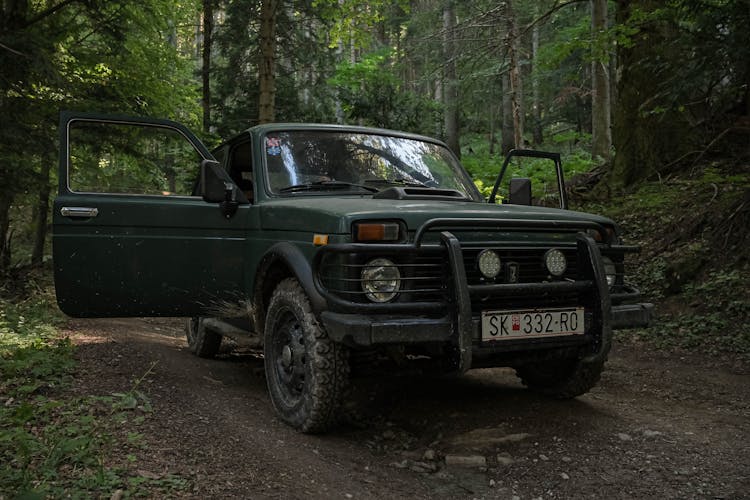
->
[252,242,326,335]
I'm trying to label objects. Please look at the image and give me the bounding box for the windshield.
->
[263,130,481,200]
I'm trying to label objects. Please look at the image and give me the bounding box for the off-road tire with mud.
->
[264,278,349,433]
[185,317,223,358]
[516,357,606,399]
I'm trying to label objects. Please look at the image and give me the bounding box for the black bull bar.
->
[311,218,653,372]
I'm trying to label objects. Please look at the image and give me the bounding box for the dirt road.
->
[65,318,750,499]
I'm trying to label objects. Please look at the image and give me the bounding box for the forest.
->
[1,1,750,497]
[0,0,748,270]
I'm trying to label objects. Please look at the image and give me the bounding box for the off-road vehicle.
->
[54,112,652,432]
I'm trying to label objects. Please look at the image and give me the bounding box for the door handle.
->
[60,206,99,218]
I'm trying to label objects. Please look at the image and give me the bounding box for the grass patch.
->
[0,275,188,498]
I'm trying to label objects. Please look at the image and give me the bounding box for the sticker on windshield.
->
[266,137,281,156]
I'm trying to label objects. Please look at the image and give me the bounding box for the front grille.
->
[316,241,584,310]
[317,248,447,304]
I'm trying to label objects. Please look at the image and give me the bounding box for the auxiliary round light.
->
[477,250,502,279]
[602,256,617,287]
[361,258,401,303]
[544,248,567,277]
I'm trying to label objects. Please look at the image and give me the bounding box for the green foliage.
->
[460,134,597,202]
[622,268,750,357]
[313,0,409,50]
[329,49,439,133]
[0,281,187,497]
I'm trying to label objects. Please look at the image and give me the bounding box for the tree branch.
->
[521,0,588,38]
[0,41,28,57]
[23,0,79,28]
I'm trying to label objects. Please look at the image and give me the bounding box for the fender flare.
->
[253,242,327,321]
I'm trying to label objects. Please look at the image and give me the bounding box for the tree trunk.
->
[488,94,496,155]
[258,0,279,124]
[0,192,12,272]
[201,0,214,133]
[442,1,460,158]
[611,0,691,186]
[591,0,612,162]
[501,72,515,155]
[31,153,51,267]
[505,0,524,149]
[531,8,543,146]
[434,78,443,138]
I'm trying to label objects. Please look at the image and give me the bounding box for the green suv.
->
[54,112,652,432]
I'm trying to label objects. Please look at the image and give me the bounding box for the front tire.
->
[264,278,349,433]
[185,317,222,358]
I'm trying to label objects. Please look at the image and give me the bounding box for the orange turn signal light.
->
[589,227,615,242]
[313,234,329,246]
[356,222,400,242]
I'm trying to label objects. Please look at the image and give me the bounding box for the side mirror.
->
[201,159,242,218]
[508,178,532,205]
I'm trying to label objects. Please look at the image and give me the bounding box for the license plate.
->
[481,307,584,341]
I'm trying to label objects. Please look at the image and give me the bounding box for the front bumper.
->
[322,301,654,347]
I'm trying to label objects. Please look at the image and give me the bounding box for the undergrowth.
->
[0,274,187,498]
[587,165,750,360]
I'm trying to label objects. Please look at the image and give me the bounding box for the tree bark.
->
[442,1,460,157]
[505,0,524,149]
[0,192,12,272]
[611,0,691,186]
[201,0,214,133]
[531,8,543,146]
[501,71,515,155]
[258,0,279,124]
[591,0,612,161]
[31,153,51,267]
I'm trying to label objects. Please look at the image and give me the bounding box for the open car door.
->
[53,112,251,317]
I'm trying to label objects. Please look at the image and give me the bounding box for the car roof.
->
[218,123,449,149]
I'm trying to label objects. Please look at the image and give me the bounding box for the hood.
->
[260,196,615,235]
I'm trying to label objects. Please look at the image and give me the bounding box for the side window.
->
[228,141,254,201]
[213,145,229,170]
[68,120,202,196]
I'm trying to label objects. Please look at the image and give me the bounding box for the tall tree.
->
[202,0,215,133]
[531,7,543,146]
[501,71,515,155]
[591,0,612,161]
[442,1,460,156]
[505,0,524,149]
[258,0,280,123]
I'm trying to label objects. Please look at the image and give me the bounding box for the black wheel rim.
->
[270,306,307,408]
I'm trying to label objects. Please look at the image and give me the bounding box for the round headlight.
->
[602,256,617,287]
[544,249,567,277]
[477,250,502,279]
[361,258,401,303]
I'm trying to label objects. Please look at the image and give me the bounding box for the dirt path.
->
[64,318,750,499]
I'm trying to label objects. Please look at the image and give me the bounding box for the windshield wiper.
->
[279,180,378,193]
[364,178,429,188]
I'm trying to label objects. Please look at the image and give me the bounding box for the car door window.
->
[68,120,202,196]
[228,141,254,202]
